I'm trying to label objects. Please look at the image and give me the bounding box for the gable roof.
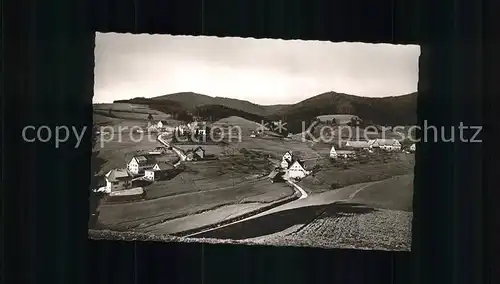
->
[268,170,285,179]
[105,168,131,182]
[193,146,205,153]
[288,159,306,170]
[130,155,157,166]
[373,139,401,146]
[346,141,371,148]
[268,170,279,179]
[147,162,175,171]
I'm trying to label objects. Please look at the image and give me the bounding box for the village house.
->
[330,145,338,159]
[409,143,416,152]
[279,150,310,180]
[284,160,310,180]
[127,155,158,175]
[144,163,175,181]
[185,146,206,161]
[345,140,371,150]
[369,139,402,151]
[104,168,133,192]
[282,151,293,162]
[280,151,293,169]
[336,150,356,159]
[197,128,207,136]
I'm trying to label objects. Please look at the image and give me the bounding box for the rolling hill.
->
[152,92,287,117]
[271,91,417,126]
[111,91,417,129]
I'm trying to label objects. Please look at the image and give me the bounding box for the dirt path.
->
[189,174,413,251]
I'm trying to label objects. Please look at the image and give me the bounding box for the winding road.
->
[157,133,187,166]
[152,131,310,236]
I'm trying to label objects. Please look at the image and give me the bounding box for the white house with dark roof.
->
[330,145,338,159]
[144,163,175,181]
[409,143,416,152]
[284,160,310,180]
[282,151,293,162]
[105,168,133,192]
[127,155,158,175]
[345,140,371,149]
[369,139,401,151]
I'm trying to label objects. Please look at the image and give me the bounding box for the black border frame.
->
[2,0,491,283]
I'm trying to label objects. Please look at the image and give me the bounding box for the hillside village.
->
[93,106,416,199]
[91,95,416,250]
[89,35,419,250]
[93,116,214,198]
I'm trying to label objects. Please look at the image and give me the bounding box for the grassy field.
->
[93,103,182,131]
[95,145,294,231]
[235,137,321,161]
[299,152,414,193]
[209,116,268,136]
[97,177,295,231]
[349,174,414,211]
[144,153,273,199]
[94,103,172,120]
[92,111,414,238]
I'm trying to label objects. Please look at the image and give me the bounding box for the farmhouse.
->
[197,128,207,136]
[144,163,175,181]
[284,160,310,180]
[330,145,338,159]
[127,155,158,175]
[185,146,206,161]
[345,140,371,149]
[409,143,416,152]
[369,139,401,151]
[157,121,164,129]
[282,151,293,162]
[104,168,133,192]
[336,150,356,159]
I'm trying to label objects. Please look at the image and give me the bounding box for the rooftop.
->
[105,168,131,182]
[131,154,157,166]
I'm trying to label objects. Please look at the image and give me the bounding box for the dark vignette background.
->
[2,0,491,283]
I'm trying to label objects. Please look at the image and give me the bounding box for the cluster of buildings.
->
[145,120,207,137]
[268,151,311,183]
[250,129,264,138]
[100,154,176,194]
[329,138,415,159]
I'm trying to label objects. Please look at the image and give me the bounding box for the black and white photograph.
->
[90,33,420,251]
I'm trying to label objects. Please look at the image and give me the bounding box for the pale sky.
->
[94,33,420,105]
